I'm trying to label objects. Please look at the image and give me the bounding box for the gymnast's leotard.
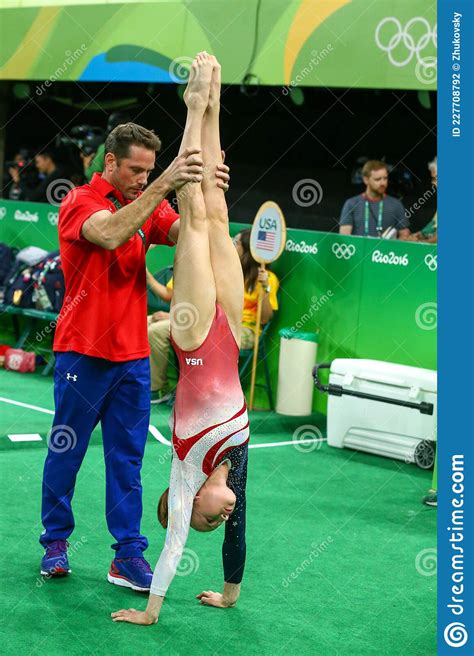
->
[150,304,249,597]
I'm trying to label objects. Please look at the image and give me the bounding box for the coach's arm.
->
[82,148,203,250]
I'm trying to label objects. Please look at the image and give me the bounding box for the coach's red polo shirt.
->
[53,173,178,361]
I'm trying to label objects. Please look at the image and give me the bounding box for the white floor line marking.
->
[148,424,171,445]
[8,433,43,442]
[250,438,325,449]
[147,425,324,450]
[0,397,54,415]
[0,400,324,451]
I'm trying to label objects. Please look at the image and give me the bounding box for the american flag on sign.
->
[256,230,276,251]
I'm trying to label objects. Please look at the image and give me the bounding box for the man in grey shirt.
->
[339,160,411,239]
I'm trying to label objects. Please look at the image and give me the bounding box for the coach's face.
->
[105,145,156,200]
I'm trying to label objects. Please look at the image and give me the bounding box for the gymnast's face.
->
[104,145,156,201]
[191,483,236,532]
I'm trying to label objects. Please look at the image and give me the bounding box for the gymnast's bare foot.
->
[183,52,213,112]
[207,57,221,112]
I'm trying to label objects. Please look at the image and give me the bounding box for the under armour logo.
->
[66,373,78,381]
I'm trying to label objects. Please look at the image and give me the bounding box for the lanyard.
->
[364,198,384,235]
[107,193,146,248]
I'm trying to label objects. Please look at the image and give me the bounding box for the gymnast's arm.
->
[112,456,202,625]
[197,445,248,609]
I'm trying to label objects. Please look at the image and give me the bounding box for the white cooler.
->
[314,359,437,468]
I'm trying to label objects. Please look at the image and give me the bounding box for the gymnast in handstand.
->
[112,52,249,625]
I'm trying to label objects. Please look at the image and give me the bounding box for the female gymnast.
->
[111,52,249,626]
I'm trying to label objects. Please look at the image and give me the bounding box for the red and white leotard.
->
[150,304,249,597]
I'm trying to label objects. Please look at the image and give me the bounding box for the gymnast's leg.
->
[201,58,244,347]
[170,53,216,352]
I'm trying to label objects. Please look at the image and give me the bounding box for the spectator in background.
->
[339,160,411,239]
[4,149,39,200]
[414,156,437,244]
[233,229,279,349]
[146,268,174,404]
[82,112,131,182]
[9,147,68,203]
[146,229,279,397]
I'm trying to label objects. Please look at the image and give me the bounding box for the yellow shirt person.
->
[167,270,279,349]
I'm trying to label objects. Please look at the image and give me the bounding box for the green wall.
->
[0,1,437,90]
[0,200,436,412]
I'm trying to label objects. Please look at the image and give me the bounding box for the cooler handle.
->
[312,363,434,416]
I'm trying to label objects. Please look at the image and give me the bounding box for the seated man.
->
[339,160,411,239]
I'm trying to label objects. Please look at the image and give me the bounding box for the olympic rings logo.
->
[375,17,437,84]
[47,211,59,226]
[332,243,356,260]
[424,253,437,271]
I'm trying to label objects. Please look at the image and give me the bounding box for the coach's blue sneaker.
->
[40,540,71,577]
[107,557,153,592]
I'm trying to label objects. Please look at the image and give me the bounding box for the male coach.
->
[39,122,230,591]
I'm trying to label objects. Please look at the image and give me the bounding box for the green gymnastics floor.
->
[0,369,436,656]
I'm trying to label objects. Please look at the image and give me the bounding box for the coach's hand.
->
[162,148,204,190]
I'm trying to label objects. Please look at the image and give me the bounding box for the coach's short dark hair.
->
[104,122,162,161]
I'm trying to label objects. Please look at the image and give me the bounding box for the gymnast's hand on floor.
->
[111,608,158,625]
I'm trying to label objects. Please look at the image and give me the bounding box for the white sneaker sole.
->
[107,573,150,592]
[40,568,71,576]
